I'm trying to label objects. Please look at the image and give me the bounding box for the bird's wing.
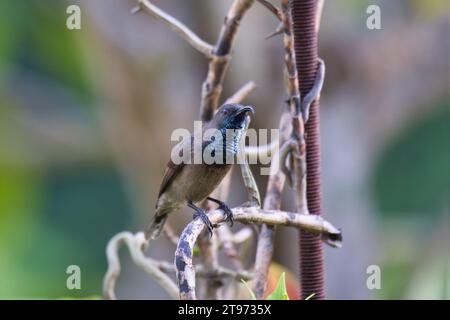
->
[158,157,184,197]
[158,136,201,197]
[157,137,189,197]
[157,133,215,198]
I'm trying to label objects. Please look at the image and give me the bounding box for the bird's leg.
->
[301,58,325,123]
[188,200,214,237]
[206,197,234,227]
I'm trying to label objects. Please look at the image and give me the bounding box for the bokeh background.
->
[0,0,448,299]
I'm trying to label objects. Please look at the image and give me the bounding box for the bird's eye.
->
[222,110,228,115]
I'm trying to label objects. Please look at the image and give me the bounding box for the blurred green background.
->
[0,0,448,299]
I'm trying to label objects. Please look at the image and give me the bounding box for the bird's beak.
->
[235,105,254,116]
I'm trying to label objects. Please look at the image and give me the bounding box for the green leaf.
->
[193,245,200,257]
[240,279,256,300]
[266,272,289,300]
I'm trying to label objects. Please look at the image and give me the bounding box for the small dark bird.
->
[146,103,254,239]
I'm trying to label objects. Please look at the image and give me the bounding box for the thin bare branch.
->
[231,227,253,244]
[225,81,257,104]
[301,58,325,122]
[212,109,257,275]
[200,0,255,121]
[256,0,283,21]
[238,117,261,206]
[316,0,325,34]
[104,0,336,302]
[217,227,244,271]
[155,259,253,281]
[182,11,256,297]
[173,0,255,298]
[197,173,231,298]
[291,115,308,213]
[265,22,284,39]
[274,0,310,217]
[197,233,222,299]
[103,231,179,300]
[252,110,291,297]
[175,206,342,299]
[253,0,310,298]
[245,139,278,157]
[206,168,247,273]
[130,5,141,15]
[163,224,180,246]
[281,1,300,114]
[136,0,214,58]
[279,138,297,187]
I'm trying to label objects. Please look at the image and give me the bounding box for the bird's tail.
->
[145,209,170,240]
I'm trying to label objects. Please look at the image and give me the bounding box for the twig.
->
[104,0,337,302]
[135,0,255,120]
[203,179,237,298]
[137,0,255,299]
[225,81,257,104]
[279,138,297,187]
[103,231,179,300]
[197,170,230,299]
[155,260,253,281]
[316,0,325,34]
[301,58,325,122]
[200,0,255,121]
[256,0,283,40]
[265,22,284,39]
[200,91,258,296]
[252,0,308,299]
[244,140,278,157]
[231,227,253,244]
[291,115,308,214]
[217,227,244,271]
[197,233,222,299]
[214,78,258,274]
[103,229,254,300]
[238,117,261,206]
[196,1,255,297]
[281,0,301,114]
[163,224,180,246]
[257,0,323,33]
[211,79,256,276]
[208,174,250,284]
[214,78,257,269]
[256,0,283,21]
[220,226,254,300]
[136,0,214,58]
[175,206,342,299]
[252,110,291,297]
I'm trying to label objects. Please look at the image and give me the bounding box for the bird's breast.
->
[176,163,232,203]
[220,127,244,156]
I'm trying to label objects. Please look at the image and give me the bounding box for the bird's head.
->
[205,104,255,160]
[212,103,254,130]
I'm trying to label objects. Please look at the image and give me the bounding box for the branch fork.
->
[103,0,339,301]
[175,206,342,299]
